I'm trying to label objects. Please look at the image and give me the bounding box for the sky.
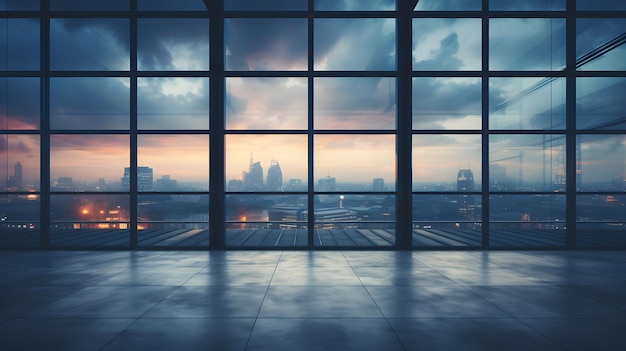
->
[1,3,625,190]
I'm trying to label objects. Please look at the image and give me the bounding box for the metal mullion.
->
[481,0,490,248]
[39,0,50,249]
[565,0,577,248]
[129,0,138,249]
[307,0,314,248]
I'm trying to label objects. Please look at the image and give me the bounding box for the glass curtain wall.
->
[0,0,625,249]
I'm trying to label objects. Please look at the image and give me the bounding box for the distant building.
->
[266,160,283,191]
[243,154,264,191]
[121,166,153,191]
[318,175,336,192]
[457,169,475,215]
[7,162,23,190]
[372,178,385,191]
[56,177,74,190]
[156,175,177,191]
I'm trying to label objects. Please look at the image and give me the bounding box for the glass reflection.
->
[138,135,209,192]
[315,77,395,130]
[138,194,209,247]
[226,19,307,71]
[226,77,307,130]
[138,18,209,71]
[490,18,565,71]
[0,195,40,248]
[577,0,626,11]
[412,18,481,71]
[315,18,396,71]
[138,77,209,130]
[315,135,395,191]
[577,194,626,247]
[577,135,625,192]
[0,78,39,130]
[490,134,566,192]
[490,0,564,10]
[315,0,396,11]
[577,19,626,71]
[414,0,481,11]
[225,0,307,11]
[412,77,481,130]
[577,78,626,130]
[50,135,129,191]
[138,0,207,11]
[50,19,129,71]
[51,0,129,10]
[490,195,566,247]
[413,135,482,191]
[0,0,39,10]
[226,135,307,192]
[0,18,40,71]
[0,134,40,191]
[50,78,130,130]
[413,194,481,224]
[489,77,566,130]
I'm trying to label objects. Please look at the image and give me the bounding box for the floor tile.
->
[144,285,267,318]
[270,265,361,286]
[352,266,457,286]
[259,285,382,318]
[0,286,82,318]
[522,318,626,351]
[389,318,563,351]
[101,318,254,351]
[184,265,276,286]
[247,318,404,351]
[0,318,133,351]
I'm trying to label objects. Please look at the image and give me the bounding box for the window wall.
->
[0,0,624,249]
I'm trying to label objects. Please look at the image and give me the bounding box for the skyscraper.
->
[266,159,283,191]
[243,154,263,191]
[457,169,475,215]
[373,178,385,191]
[7,162,23,190]
[122,167,154,191]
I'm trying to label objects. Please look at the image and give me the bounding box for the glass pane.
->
[138,77,209,130]
[0,19,40,71]
[51,0,129,10]
[225,19,307,71]
[315,18,396,71]
[50,19,129,71]
[413,194,482,238]
[226,77,307,130]
[577,135,625,192]
[490,134,566,192]
[0,134,39,191]
[50,194,130,248]
[577,0,626,11]
[577,195,626,247]
[0,195,40,248]
[315,135,395,191]
[315,77,395,130]
[576,78,626,130]
[490,19,565,71]
[0,78,39,130]
[314,194,395,247]
[413,77,481,130]
[489,77,566,130]
[226,135,307,192]
[577,19,626,71]
[225,0,307,11]
[138,0,207,11]
[315,0,396,11]
[490,0,564,10]
[51,135,129,192]
[490,195,566,247]
[414,0,481,11]
[138,135,209,192]
[138,194,209,248]
[412,19,481,71]
[50,78,130,130]
[413,135,482,191]
[226,195,307,247]
[0,0,39,10]
[138,18,209,71]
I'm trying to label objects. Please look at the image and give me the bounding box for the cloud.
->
[0,78,40,129]
[224,0,306,11]
[315,0,395,11]
[414,0,481,11]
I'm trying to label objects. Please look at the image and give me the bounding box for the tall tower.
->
[243,153,264,191]
[372,178,384,191]
[122,166,153,191]
[8,162,24,190]
[457,169,475,215]
[266,159,283,191]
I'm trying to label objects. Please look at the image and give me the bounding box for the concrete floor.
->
[0,250,625,350]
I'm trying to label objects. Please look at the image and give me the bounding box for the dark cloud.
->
[315,0,395,11]
[490,0,564,10]
[0,78,40,129]
[226,18,307,71]
[577,78,626,130]
[0,18,40,70]
[413,33,464,70]
[51,0,128,11]
[138,0,206,11]
[414,0,481,11]
[138,18,209,70]
[412,78,481,129]
[225,0,306,11]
